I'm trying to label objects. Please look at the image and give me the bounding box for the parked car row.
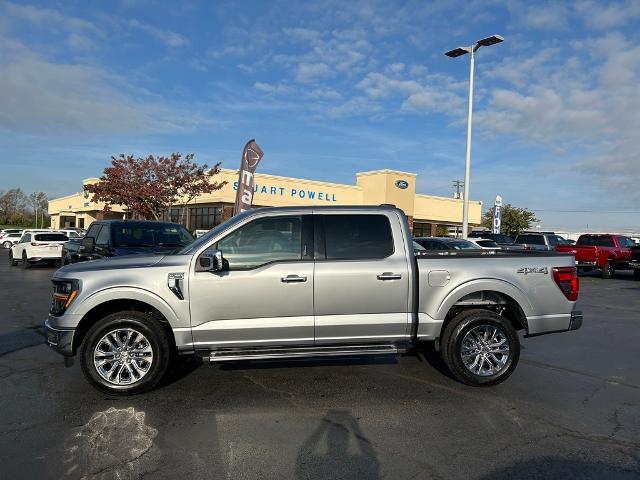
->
[418,230,639,280]
[556,234,638,279]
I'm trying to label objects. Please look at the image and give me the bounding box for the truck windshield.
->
[113,224,194,248]
[177,211,253,255]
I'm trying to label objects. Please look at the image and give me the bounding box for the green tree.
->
[481,204,539,236]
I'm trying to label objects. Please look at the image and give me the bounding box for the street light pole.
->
[462,45,475,239]
[445,35,504,239]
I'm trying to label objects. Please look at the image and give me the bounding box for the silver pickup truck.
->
[45,206,582,394]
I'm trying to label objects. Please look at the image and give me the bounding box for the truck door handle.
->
[377,273,402,280]
[281,275,307,283]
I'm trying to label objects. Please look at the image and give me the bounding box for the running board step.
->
[207,344,401,362]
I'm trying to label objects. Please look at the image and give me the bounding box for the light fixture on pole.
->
[445,34,504,239]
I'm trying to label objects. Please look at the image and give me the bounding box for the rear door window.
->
[595,237,614,247]
[34,234,68,242]
[517,235,544,245]
[322,214,393,260]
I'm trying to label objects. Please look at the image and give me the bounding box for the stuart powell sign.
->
[492,195,503,234]
[233,139,264,215]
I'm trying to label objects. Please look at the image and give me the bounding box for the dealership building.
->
[48,169,482,236]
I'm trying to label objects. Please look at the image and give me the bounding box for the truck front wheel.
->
[441,309,520,387]
[634,269,640,281]
[80,311,170,395]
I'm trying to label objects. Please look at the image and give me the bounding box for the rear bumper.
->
[44,320,75,356]
[568,311,583,331]
[576,261,597,267]
[525,310,583,337]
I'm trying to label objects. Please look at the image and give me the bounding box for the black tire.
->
[634,269,640,281]
[80,311,171,395]
[441,309,520,387]
[2,241,11,249]
[22,251,31,269]
[8,251,18,266]
[601,260,615,279]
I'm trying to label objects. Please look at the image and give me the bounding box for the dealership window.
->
[412,223,432,237]
[189,206,223,231]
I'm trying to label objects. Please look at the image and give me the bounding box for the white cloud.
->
[295,62,331,83]
[128,19,190,48]
[2,1,105,51]
[477,32,640,198]
[356,70,464,115]
[509,1,570,30]
[0,41,212,136]
[253,82,293,95]
[574,0,640,29]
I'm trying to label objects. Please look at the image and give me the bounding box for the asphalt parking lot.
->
[0,250,638,479]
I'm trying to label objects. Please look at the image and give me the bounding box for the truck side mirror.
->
[198,249,224,272]
[80,236,95,254]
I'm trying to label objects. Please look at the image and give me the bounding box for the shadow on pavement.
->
[295,409,379,480]
[157,354,204,388]
[478,457,639,479]
[218,355,398,371]
[0,325,45,357]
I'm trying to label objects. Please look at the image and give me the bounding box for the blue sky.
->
[1,0,639,231]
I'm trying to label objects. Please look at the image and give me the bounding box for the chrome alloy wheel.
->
[93,328,154,386]
[460,325,510,377]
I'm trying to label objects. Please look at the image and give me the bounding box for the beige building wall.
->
[48,169,483,230]
[48,178,125,229]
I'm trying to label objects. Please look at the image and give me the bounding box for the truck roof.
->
[254,205,402,212]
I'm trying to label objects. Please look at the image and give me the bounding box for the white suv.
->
[2,232,23,249]
[9,231,69,268]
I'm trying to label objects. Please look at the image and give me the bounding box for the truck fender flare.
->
[436,278,535,320]
[73,286,180,326]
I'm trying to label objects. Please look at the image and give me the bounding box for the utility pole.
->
[452,180,464,199]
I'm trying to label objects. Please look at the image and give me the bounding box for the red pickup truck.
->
[555,234,635,279]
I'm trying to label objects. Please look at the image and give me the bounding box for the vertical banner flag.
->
[492,195,503,234]
[233,139,264,215]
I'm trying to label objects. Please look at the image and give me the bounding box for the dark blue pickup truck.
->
[61,220,195,264]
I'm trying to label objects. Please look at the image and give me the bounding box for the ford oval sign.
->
[395,179,409,190]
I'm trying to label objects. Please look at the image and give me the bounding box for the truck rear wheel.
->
[80,311,170,395]
[441,309,520,387]
[634,269,640,281]
[601,260,615,279]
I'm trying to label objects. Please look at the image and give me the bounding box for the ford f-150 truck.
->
[45,206,582,395]
[555,234,634,279]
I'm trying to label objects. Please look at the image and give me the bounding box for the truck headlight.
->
[50,279,80,316]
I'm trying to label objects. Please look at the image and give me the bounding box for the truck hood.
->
[58,254,167,273]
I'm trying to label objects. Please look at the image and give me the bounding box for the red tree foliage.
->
[84,153,226,220]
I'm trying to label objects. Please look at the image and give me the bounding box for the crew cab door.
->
[313,212,411,344]
[189,214,315,348]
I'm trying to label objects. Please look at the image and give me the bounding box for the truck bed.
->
[414,250,577,338]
